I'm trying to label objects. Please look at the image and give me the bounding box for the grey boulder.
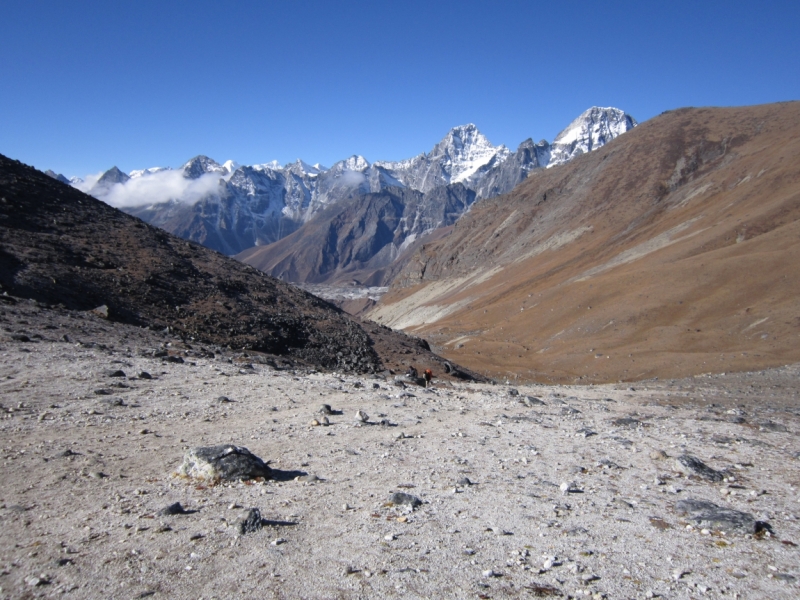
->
[177,445,271,482]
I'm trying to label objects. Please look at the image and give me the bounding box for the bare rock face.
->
[177,445,271,482]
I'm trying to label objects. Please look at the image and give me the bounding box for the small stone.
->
[482,569,500,578]
[342,503,352,511]
[158,502,186,516]
[25,575,48,586]
[218,396,232,403]
[321,416,330,426]
[107,369,126,378]
[355,410,369,423]
[271,538,285,546]
[457,477,473,486]
[388,492,422,508]
[521,396,545,407]
[138,371,153,380]
[650,450,668,460]
[238,508,263,535]
[139,428,150,435]
[675,455,724,482]
[384,534,396,541]
[310,419,320,427]
[228,502,241,510]
[582,574,600,582]
[319,404,332,415]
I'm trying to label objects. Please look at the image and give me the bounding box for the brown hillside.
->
[368,102,800,383]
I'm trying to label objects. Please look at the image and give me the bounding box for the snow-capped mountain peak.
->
[182,155,227,179]
[221,160,240,175]
[548,107,637,167]
[129,166,170,179]
[338,155,370,172]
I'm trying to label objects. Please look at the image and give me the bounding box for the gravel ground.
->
[1,299,799,599]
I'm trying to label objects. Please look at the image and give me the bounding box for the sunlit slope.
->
[368,102,800,383]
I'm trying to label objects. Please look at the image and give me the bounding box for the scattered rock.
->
[758,420,788,432]
[650,450,669,461]
[575,428,596,438]
[521,396,545,407]
[612,417,644,428]
[238,508,263,534]
[11,334,31,342]
[158,502,186,516]
[217,396,233,403]
[271,537,285,546]
[675,498,772,534]
[91,305,109,318]
[310,419,320,426]
[138,371,153,380]
[388,492,422,508]
[675,455,724,482]
[106,369,126,378]
[457,477,473,486]
[355,410,369,423]
[319,404,332,415]
[177,445,272,482]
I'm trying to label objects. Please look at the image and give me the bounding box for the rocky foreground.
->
[1,298,798,599]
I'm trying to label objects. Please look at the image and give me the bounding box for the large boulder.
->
[177,445,271,482]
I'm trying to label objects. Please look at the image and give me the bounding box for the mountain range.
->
[60,107,636,267]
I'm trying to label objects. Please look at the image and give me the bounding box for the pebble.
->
[388,492,422,508]
[482,569,499,578]
[457,477,473,486]
[319,404,332,415]
[271,538,285,546]
[138,371,153,379]
[355,410,369,422]
[384,534,396,541]
[238,508,263,535]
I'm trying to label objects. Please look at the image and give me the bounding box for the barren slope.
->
[368,102,800,383]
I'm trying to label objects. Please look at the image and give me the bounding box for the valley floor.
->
[1,299,799,599]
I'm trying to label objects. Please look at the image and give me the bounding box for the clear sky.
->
[1,0,798,178]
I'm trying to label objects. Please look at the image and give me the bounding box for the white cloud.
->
[80,170,225,208]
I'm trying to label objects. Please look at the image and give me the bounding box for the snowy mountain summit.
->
[548,107,637,167]
[68,106,636,256]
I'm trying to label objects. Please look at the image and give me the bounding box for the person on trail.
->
[423,369,433,387]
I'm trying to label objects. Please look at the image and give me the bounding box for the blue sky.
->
[1,0,798,177]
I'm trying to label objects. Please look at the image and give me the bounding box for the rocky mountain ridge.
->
[60,107,636,257]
